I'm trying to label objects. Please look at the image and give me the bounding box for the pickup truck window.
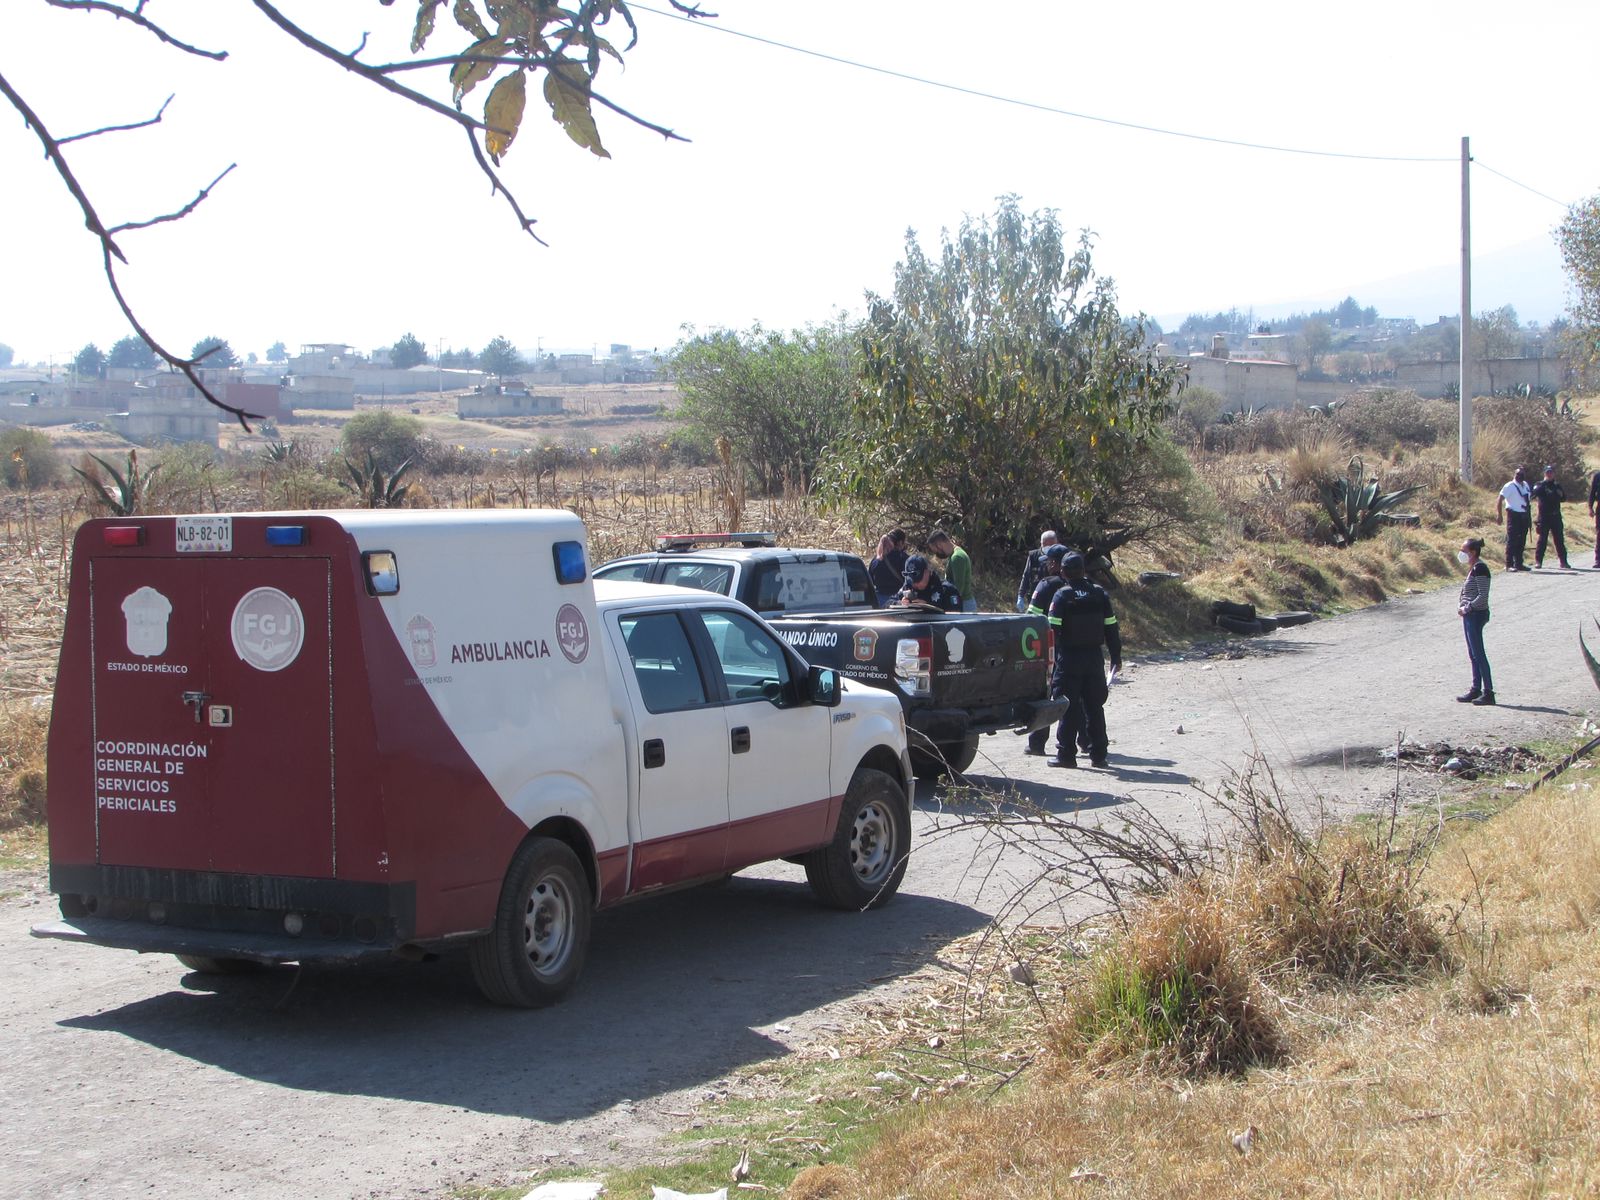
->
[595,560,651,583]
[660,561,736,595]
[699,609,793,704]
[620,612,710,713]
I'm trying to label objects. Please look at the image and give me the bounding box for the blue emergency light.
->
[552,540,587,585]
[265,525,306,546]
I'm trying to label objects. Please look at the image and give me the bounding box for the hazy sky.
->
[2,1,1595,366]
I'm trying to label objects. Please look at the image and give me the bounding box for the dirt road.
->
[4,569,1596,1199]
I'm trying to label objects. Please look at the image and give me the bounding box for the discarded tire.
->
[1254,614,1280,632]
[1138,571,1182,586]
[1215,614,1264,636]
[1211,600,1256,621]
[1267,610,1316,627]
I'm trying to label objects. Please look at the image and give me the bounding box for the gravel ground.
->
[3,562,1598,1199]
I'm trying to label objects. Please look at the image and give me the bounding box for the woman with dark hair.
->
[1457,537,1494,706]
[868,533,902,604]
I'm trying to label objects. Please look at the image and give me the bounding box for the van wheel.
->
[469,837,591,1008]
[174,954,261,975]
[804,768,910,911]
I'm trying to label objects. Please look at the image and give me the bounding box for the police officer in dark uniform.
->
[1024,544,1070,755]
[1045,551,1122,769]
[1531,464,1571,569]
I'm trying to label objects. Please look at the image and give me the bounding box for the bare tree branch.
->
[44,0,228,60]
[0,70,258,428]
[0,69,127,263]
[107,164,237,235]
[464,128,547,245]
[59,93,174,145]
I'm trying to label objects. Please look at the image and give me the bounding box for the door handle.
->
[731,726,751,754]
[181,691,210,724]
[642,738,666,769]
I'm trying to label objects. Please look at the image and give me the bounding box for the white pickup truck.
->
[33,509,914,1007]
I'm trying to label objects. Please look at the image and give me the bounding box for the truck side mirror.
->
[807,665,841,708]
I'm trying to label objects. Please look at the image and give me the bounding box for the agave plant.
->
[72,449,160,516]
[1316,454,1422,546]
[340,450,413,509]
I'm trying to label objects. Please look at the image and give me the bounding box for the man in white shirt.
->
[1496,465,1533,572]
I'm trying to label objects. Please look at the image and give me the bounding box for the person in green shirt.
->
[928,529,975,612]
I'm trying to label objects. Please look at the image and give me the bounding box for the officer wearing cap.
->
[1531,464,1571,570]
[1044,550,1122,769]
[897,554,961,611]
[1024,544,1071,755]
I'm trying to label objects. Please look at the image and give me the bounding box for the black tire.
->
[1211,600,1257,621]
[469,837,592,1008]
[174,954,262,975]
[804,768,910,910]
[1254,614,1280,633]
[1267,610,1316,627]
[1215,615,1263,636]
[909,733,980,779]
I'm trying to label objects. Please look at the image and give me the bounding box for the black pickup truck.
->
[595,534,1065,775]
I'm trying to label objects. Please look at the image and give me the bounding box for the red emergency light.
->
[102,526,144,547]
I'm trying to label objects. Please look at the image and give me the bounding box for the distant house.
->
[115,375,221,445]
[458,383,563,418]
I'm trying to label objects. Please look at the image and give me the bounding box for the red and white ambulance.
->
[34,509,913,1006]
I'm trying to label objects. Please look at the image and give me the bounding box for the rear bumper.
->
[42,863,420,961]
[907,697,1067,742]
[31,916,395,965]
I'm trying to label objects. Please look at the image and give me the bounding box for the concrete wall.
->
[1394,357,1571,398]
[458,392,564,418]
[1183,355,1299,410]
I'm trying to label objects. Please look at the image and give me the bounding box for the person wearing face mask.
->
[1456,537,1494,706]
[1496,466,1532,571]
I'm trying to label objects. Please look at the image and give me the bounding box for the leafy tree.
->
[391,332,430,370]
[673,321,857,493]
[1,426,61,489]
[1556,192,1600,386]
[341,411,424,473]
[107,335,159,370]
[266,341,288,363]
[440,347,478,368]
[479,336,523,377]
[1302,319,1333,372]
[190,337,239,369]
[74,343,106,379]
[0,343,13,367]
[1334,296,1365,329]
[819,197,1183,566]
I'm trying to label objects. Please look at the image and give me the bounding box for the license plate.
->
[174,516,233,553]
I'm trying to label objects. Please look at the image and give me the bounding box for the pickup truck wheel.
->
[804,768,909,910]
[910,733,980,779]
[469,837,592,1008]
[174,954,262,975]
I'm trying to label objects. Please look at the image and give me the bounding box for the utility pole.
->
[1459,135,1473,483]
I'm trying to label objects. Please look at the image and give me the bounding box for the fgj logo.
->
[406,614,438,668]
[1020,627,1041,660]
[121,586,173,658]
[231,587,305,672]
[556,604,590,664]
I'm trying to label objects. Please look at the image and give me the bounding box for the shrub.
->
[1470,394,1587,489]
[145,442,221,514]
[1283,430,1347,491]
[1331,388,1455,453]
[1166,385,1225,443]
[0,425,61,489]
[340,411,424,472]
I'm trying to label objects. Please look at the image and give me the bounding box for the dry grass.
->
[785,765,1600,1200]
[0,695,50,829]
[1283,430,1348,491]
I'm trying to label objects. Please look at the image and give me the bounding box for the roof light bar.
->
[655,531,776,551]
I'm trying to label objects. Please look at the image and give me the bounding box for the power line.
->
[1474,159,1571,209]
[632,4,1455,164]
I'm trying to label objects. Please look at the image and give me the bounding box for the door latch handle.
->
[181,691,210,724]
[731,726,751,753]
[642,738,666,769]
